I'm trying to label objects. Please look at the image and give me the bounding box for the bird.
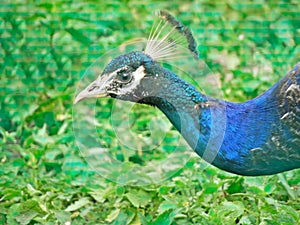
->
[74,11,300,176]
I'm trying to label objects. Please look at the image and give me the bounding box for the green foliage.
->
[0,0,299,224]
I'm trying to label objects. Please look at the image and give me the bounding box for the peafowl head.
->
[74,51,164,104]
[74,11,200,105]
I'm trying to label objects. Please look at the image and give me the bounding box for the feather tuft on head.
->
[144,10,199,61]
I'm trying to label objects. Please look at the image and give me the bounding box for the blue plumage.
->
[141,59,300,175]
[74,13,300,176]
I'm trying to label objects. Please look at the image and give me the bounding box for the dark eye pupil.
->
[118,72,131,83]
[121,73,129,80]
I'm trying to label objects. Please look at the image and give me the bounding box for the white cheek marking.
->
[133,65,146,81]
[119,65,145,95]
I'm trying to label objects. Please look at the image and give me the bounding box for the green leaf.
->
[112,212,128,225]
[32,124,55,145]
[125,190,152,208]
[151,210,174,225]
[116,186,125,196]
[203,182,219,194]
[242,80,261,93]
[15,210,38,225]
[227,178,245,194]
[90,192,105,203]
[65,198,90,212]
[106,209,120,223]
[0,214,6,225]
[277,174,297,200]
[264,182,276,194]
[54,211,71,224]
[159,186,173,195]
[9,200,46,225]
[65,27,91,45]
[216,201,245,219]
[0,188,22,201]
[157,201,177,214]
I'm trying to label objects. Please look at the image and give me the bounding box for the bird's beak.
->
[74,74,110,104]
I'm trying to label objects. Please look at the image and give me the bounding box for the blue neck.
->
[149,69,300,175]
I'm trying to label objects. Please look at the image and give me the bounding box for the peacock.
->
[74,11,300,176]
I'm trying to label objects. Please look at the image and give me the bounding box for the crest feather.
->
[144,11,199,61]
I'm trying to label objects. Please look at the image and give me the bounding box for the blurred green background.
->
[0,0,299,224]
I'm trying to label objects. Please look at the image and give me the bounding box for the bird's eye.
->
[117,71,132,83]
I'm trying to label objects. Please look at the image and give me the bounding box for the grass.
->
[0,0,299,224]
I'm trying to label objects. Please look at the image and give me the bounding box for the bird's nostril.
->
[88,84,98,92]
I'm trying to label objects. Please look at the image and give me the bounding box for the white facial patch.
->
[118,65,146,95]
[133,65,146,81]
